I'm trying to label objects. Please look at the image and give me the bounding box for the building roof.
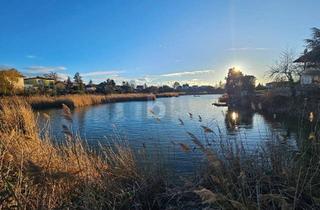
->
[294,48,320,63]
[85,84,97,87]
[24,76,55,80]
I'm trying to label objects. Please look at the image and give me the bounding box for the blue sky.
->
[1,0,319,85]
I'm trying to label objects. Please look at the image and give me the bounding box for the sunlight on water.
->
[39,94,299,174]
[231,111,239,122]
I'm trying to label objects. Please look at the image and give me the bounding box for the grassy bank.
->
[155,92,180,98]
[0,99,167,209]
[1,98,320,209]
[254,94,320,120]
[23,93,157,109]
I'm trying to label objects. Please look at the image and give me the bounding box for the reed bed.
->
[167,114,320,209]
[155,92,180,98]
[0,98,165,209]
[23,93,156,109]
[1,97,320,209]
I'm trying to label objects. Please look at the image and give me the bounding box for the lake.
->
[39,94,299,175]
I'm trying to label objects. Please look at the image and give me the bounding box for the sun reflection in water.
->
[309,112,314,122]
[231,111,239,122]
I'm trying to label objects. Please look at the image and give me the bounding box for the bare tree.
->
[44,72,60,81]
[269,49,303,97]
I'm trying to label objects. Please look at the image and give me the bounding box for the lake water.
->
[39,94,299,175]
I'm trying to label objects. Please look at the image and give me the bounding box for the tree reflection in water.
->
[224,108,254,133]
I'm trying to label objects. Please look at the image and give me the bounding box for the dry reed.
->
[0,98,161,209]
[155,92,180,98]
[22,93,157,109]
[1,96,320,209]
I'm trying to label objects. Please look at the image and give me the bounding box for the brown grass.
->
[0,98,162,209]
[155,92,180,98]
[2,97,320,209]
[179,122,320,209]
[22,93,156,109]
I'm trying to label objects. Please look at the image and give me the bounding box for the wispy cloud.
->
[0,64,14,70]
[226,47,269,51]
[26,55,37,59]
[160,69,214,77]
[81,70,124,77]
[25,66,67,73]
[57,73,70,80]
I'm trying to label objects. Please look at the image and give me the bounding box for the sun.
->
[233,66,241,72]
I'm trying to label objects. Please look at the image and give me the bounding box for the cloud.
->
[137,78,147,81]
[226,47,269,51]
[26,55,37,59]
[160,69,214,77]
[25,66,67,73]
[81,70,123,77]
[57,73,70,80]
[0,64,14,70]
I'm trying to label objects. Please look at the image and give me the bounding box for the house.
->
[300,70,320,86]
[265,81,290,89]
[85,84,97,92]
[295,48,320,86]
[265,81,291,96]
[294,48,320,66]
[24,76,55,90]
[136,85,144,91]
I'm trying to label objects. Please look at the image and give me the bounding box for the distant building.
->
[295,48,320,86]
[24,76,55,90]
[85,84,97,92]
[265,81,290,89]
[294,48,320,67]
[136,85,144,91]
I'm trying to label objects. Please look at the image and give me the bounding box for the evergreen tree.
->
[65,76,73,93]
[73,72,84,92]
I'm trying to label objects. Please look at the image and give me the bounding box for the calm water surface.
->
[39,94,298,174]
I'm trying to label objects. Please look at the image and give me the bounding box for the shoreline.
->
[1,97,318,209]
[27,93,157,109]
[7,92,182,110]
[2,92,224,110]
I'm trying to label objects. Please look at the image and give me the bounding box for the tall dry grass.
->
[173,116,320,209]
[0,98,165,209]
[155,92,180,98]
[23,93,156,109]
[2,96,320,209]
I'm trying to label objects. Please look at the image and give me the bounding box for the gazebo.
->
[294,48,320,86]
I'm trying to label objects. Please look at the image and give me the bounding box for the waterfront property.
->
[24,76,55,90]
[295,46,320,86]
[85,83,97,92]
[300,69,320,86]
